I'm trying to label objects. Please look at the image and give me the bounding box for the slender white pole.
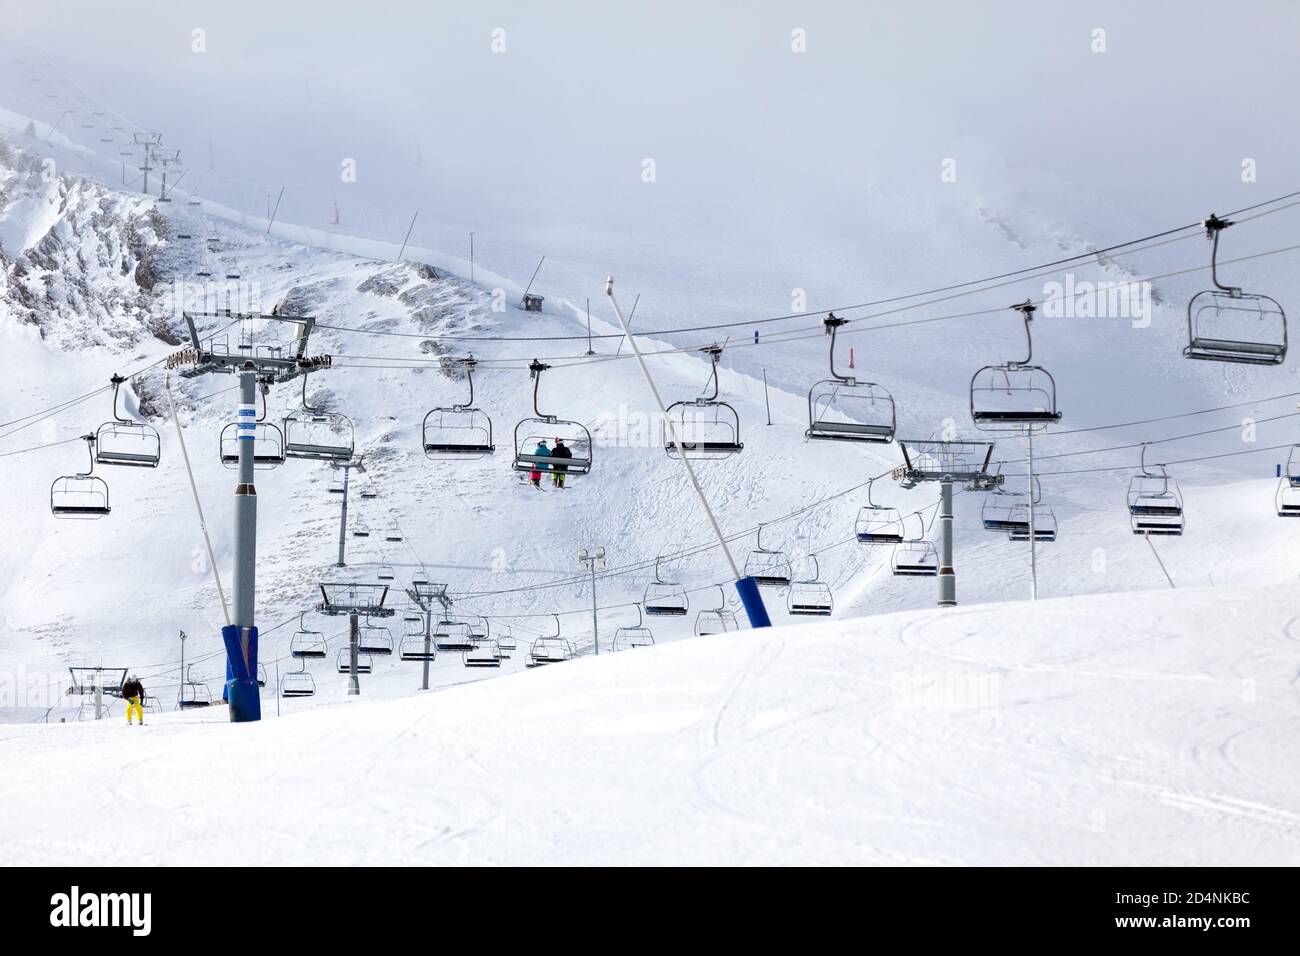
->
[606,279,742,580]
[1027,428,1038,600]
[1145,535,1176,589]
[164,375,232,627]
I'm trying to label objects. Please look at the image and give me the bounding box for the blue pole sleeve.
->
[734,576,772,629]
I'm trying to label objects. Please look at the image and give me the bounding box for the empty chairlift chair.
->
[357,624,393,656]
[283,374,355,462]
[891,514,939,577]
[970,302,1062,431]
[513,360,593,479]
[1185,214,1287,365]
[744,524,792,588]
[612,605,656,651]
[399,624,437,661]
[383,522,403,543]
[856,478,906,544]
[219,382,284,469]
[806,314,895,443]
[280,661,316,698]
[526,618,574,667]
[50,435,112,519]
[95,374,162,468]
[434,619,475,652]
[1276,446,1300,517]
[336,647,373,674]
[290,614,328,659]
[694,586,741,637]
[464,638,502,668]
[643,555,689,616]
[1127,445,1184,536]
[1006,503,1057,542]
[663,345,744,459]
[787,556,833,616]
[496,626,518,658]
[423,356,496,459]
[176,666,212,709]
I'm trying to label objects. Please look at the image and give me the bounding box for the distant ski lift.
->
[694,587,741,637]
[357,624,393,656]
[971,303,1062,431]
[351,518,371,539]
[496,627,517,657]
[423,356,496,459]
[377,564,396,582]
[663,345,743,459]
[855,478,906,544]
[50,435,111,519]
[512,360,593,477]
[280,661,316,698]
[257,663,268,688]
[468,616,489,643]
[95,374,161,467]
[336,648,373,674]
[787,556,833,616]
[522,293,544,312]
[1185,215,1287,365]
[412,568,430,587]
[806,314,896,443]
[613,605,655,651]
[399,629,436,661]
[744,523,792,588]
[327,476,345,494]
[290,614,328,659]
[359,487,379,500]
[891,541,939,577]
[383,522,403,543]
[177,666,212,709]
[1127,445,1184,536]
[644,554,689,616]
[435,619,475,652]
[220,422,285,469]
[464,639,502,668]
[283,412,355,462]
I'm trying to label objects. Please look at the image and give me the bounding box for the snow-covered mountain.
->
[3,118,1300,724]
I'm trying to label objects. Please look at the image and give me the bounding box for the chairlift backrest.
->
[806,315,896,444]
[1185,216,1287,366]
[970,303,1062,431]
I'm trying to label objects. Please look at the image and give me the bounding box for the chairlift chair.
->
[434,619,475,652]
[283,375,354,461]
[855,478,905,544]
[50,435,111,519]
[744,523,792,588]
[280,661,316,698]
[177,666,212,709]
[383,522,403,543]
[662,345,744,459]
[496,627,518,655]
[526,616,574,667]
[220,422,285,469]
[891,541,939,577]
[1127,445,1184,536]
[806,314,896,443]
[1185,215,1287,365]
[644,555,689,615]
[357,624,393,656]
[95,374,161,467]
[464,640,502,668]
[1275,479,1300,517]
[377,564,396,582]
[257,663,268,688]
[512,360,593,477]
[351,518,371,539]
[970,303,1062,431]
[1006,503,1058,542]
[290,614,328,659]
[359,487,379,499]
[787,556,833,616]
[399,632,436,661]
[695,586,741,637]
[612,605,656,651]
[335,648,373,674]
[423,356,496,459]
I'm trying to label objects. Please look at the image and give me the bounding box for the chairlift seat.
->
[1185,288,1287,366]
[806,379,896,444]
[612,626,656,651]
[694,610,740,637]
[50,475,111,519]
[280,673,316,698]
[95,422,161,468]
[465,641,502,667]
[400,637,437,661]
[219,422,285,468]
[283,413,355,462]
[357,628,393,656]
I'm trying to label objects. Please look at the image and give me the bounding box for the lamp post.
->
[578,547,606,655]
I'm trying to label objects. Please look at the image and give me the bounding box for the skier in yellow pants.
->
[122,674,145,726]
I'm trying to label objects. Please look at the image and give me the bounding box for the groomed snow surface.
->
[4,584,1298,866]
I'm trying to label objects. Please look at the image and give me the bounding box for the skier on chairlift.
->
[551,437,573,489]
[529,439,549,489]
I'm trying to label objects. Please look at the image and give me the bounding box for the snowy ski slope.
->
[2,585,1298,866]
